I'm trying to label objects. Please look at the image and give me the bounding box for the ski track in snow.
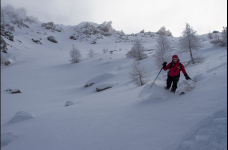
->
[177,108,227,150]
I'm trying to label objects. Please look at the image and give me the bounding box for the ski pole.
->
[150,67,163,88]
[191,79,196,82]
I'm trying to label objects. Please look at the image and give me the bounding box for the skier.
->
[163,55,191,93]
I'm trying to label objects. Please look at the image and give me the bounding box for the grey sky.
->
[1,0,227,36]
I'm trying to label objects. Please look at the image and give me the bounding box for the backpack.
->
[168,62,182,77]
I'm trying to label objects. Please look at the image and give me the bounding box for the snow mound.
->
[178,108,227,150]
[8,111,34,123]
[96,83,118,92]
[175,80,195,94]
[1,132,16,148]
[138,82,173,101]
[64,101,75,107]
[85,73,114,87]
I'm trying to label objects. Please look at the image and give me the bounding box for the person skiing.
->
[163,55,191,93]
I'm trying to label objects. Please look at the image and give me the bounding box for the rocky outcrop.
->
[32,39,42,44]
[47,36,58,43]
[41,22,63,32]
[1,37,8,53]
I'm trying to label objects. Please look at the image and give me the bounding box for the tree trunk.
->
[189,48,195,64]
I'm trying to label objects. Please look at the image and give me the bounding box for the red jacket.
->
[163,61,187,77]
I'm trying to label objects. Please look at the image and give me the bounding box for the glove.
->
[184,74,191,80]
[163,62,167,69]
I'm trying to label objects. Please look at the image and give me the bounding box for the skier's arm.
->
[181,64,187,74]
[163,63,171,71]
[181,64,191,80]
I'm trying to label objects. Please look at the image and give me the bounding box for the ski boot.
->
[164,86,170,90]
[170,88,176,93]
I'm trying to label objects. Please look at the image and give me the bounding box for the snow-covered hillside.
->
[1,5,227,150]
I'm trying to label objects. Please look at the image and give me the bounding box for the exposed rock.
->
[24,16,37,24]
[41,22,54,28]
[4,61,11,66]
[32,39,42,44]
[213,31,219,33]
[47,36,58,43]
[96,83,118,92]
[55,26,63,32]
[11,20,29,29]
[91,39,97,44]
[70,35,77,40]
[96,86,112,92]
[41,22,63,32]
[45,25,53,30]
[6,88,21,94]
[1,31,14,42]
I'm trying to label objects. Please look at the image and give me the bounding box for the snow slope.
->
[1,12,227,150]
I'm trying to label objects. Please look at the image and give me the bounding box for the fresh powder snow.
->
[1,6,227,150]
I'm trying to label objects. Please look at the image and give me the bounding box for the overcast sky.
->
[1,0,227,36]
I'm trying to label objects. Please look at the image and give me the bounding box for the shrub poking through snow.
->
[64,101,75,107]
[47,36,58,43]
[8,111,33,123]
[103,48,108,53]
[88,49,95,57]
[117,66,122,70]
[69,44,82,63]
[85,83,94,87]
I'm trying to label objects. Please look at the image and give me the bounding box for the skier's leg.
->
[165,75,172,89]
[171,76,179,93]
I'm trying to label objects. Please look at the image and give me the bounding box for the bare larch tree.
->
[179,23,203,64]
[129,61,151,86]
[154,32,171,68]
[69,44,82,63]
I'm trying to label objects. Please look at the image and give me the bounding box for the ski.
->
[179,92,185,95]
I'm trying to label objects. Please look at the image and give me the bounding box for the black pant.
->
[166,75,179,91]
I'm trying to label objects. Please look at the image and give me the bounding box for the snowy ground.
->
[1,23,227,150]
